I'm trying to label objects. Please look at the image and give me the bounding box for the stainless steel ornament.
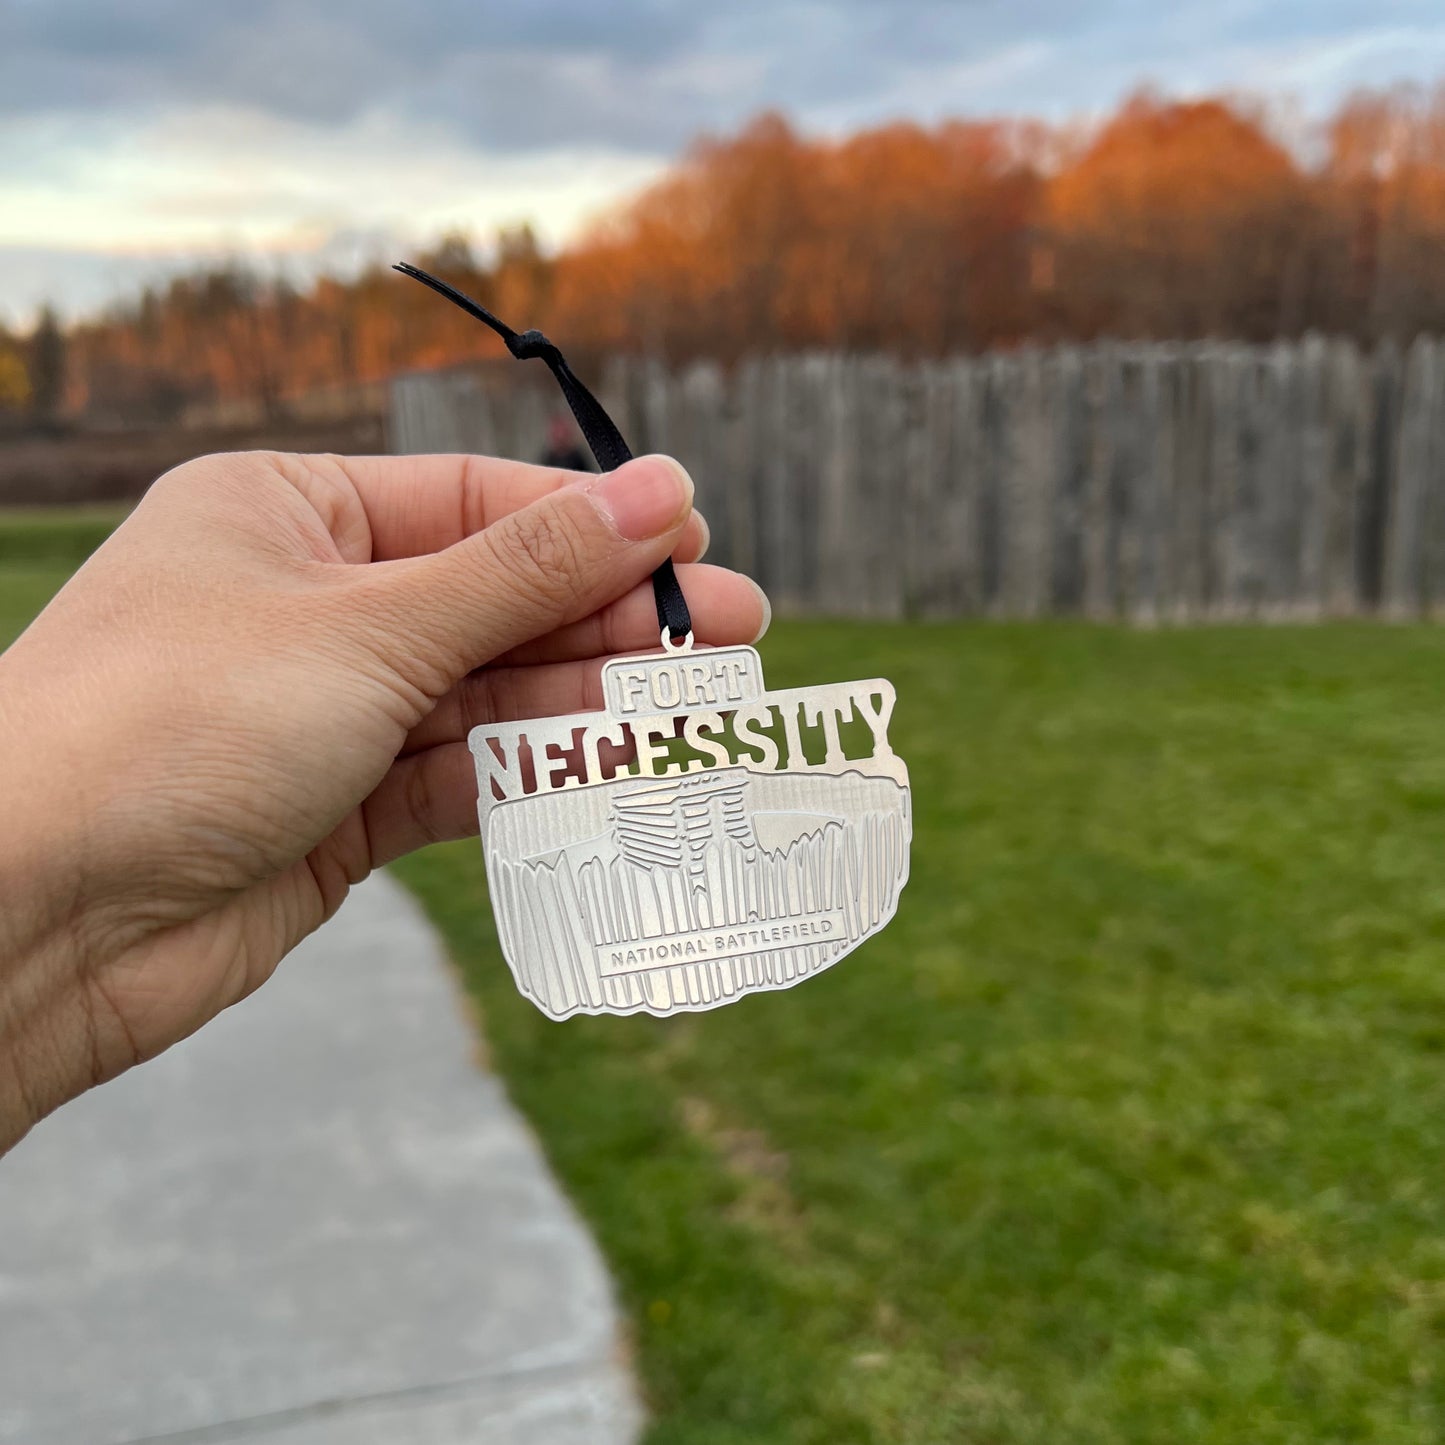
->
[395,261,911,1020]
[469,634,911,1019]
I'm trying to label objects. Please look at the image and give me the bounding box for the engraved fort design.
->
[470,645,911,1020]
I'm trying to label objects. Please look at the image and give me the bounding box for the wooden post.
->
[1081,345,1121,619]
[1050,348,1087,614]
[1319,340,1365,616]
[1383,336,1436,617]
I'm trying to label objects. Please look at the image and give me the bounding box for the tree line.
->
[8,84,1445,427]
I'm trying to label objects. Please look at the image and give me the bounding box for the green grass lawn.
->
[8,513,1445,1441]
[400,623,1445,1445]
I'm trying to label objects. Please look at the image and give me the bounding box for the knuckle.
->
[494,507,589,609]
[581,664,606,712]
[598,601,622,657]
[403,755,446,847]
[149,450,290,515]
[466,667,508,726]
[325,566,454,702]
[458,671,487,732]
[484,668,521,724]
[148,452,233,498]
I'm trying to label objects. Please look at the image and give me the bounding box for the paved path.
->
[0,874,642,1445]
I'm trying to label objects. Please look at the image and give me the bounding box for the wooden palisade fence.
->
[391,338,1445,621]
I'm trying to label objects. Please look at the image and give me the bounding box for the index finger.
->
[314,453,705,563]
[335,453,576,559]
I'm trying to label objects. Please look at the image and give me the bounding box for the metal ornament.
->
[389,265,911,1019]
[469,636,911,1020]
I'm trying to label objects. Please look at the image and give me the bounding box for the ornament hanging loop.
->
[393,261,693,644]
[660,628,695,655]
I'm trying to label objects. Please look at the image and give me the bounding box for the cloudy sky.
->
[2,0,1445,324]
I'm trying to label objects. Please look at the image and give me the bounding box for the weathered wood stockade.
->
[391,338,1445,621]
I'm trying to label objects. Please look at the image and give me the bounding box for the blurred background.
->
[7,3,1445,515]
[7,3,1445,1443]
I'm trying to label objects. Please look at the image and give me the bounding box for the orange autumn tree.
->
[550,115,829,361]
[1323,86,1445,338]
[1044,93,1311,341]
[47,86,1445,422]
[550,113,1045,361]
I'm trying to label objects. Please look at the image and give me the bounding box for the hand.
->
[0,449,767,1152]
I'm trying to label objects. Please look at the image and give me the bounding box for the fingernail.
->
[590,456,693,541]
[750,579,772,643]
[693,510,711,561]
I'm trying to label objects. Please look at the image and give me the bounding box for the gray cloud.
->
[11,0,1433,158]
[5,0,1445,322]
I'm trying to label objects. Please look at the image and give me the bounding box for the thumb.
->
[352,454,694,687]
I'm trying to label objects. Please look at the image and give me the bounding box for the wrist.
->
[0,761,80,960]
[0,921,73,1154]
[0,645,88,961]
[0,863,101,1153]
[0,748,92,1155]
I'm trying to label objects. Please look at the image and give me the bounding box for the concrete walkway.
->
[0,874,642,1445]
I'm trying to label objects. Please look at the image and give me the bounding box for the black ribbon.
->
[394,262,692,643]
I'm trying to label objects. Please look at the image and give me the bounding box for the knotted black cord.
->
[394,262,692,643]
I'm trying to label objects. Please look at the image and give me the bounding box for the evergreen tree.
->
[29,305,66,425]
